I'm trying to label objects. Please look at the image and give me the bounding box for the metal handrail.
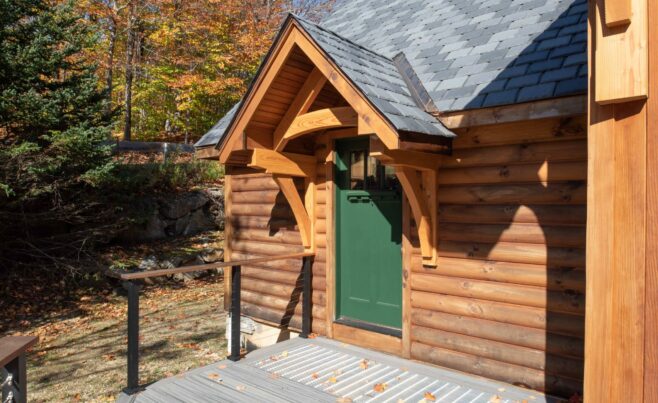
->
[107,252,315,394]
[1,336,38,403]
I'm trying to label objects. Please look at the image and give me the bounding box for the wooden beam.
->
[604,0,632,27]
[395,167,437,267]
[274,67,327,151]
[594,0,647,104]
[247,149,316,177]
[281,107,357,146]
[273,175,313,250]
[195,146,219,160]
[437,95,587,128]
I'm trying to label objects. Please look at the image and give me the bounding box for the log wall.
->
[228,169,327,335]
[409,116,587,398]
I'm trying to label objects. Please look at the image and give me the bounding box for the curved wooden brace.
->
[273,175,313,250]
[281,107,357,146]
[395,167,437,267]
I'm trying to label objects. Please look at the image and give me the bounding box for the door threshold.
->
[334,317,402,338]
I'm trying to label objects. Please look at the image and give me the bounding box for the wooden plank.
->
[646,0,658,397]
[411,291,584,337]
[439,161,587,185]
[0,336,38,367]
[438,240,585,267]
[443,139,587,168]
[436,95,586,129]
[451,116,587,149]
[438,222,586,248]
[195,146,219,160]
[438,182,587,205]
[411,273,584,315]
[594,0,648,104]
[411,325,583,379]
[274,67,327,151]
[332,322,402,356]
[411,256,585,291]
[401,195,412,358]
[438,204,587,226]
[224,175,233,310]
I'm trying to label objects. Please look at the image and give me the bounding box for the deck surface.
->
[119,337,555,403]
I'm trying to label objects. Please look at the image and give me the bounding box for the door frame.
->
[323,132,411,357]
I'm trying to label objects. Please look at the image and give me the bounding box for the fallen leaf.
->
[269,372,281,379]
[280,351,289,357]
[373,383,388,393]
[311,372,320,379]
[336,398,353,403]
[489,396,502,403]
[217,364,227,369]
[497,387,506,392]
[359,359,369,369]
[328,376,338,383]
[236,385,246,392]
[424,392,436,401]
[207,373,221,381]
[269,355,279,361]
[308,333,318,339]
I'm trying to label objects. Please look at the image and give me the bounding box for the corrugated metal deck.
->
[119,337,556,403]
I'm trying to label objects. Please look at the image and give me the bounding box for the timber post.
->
[229,265,241,361]
[123,280,141,392]
[300,255,313,338]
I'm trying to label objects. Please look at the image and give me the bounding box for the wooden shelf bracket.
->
[273,175,314,251]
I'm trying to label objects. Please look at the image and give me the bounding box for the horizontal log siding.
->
[229,172,326,335]
[409,116,586,398]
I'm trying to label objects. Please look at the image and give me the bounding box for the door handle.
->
[347,195,370,203]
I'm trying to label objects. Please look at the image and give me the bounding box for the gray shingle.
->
[517,82,556,102]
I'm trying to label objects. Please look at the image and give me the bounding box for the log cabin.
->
[192,0,658,401]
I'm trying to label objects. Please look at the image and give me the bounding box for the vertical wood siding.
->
[408,116,587,398]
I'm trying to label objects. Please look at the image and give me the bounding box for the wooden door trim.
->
[332,322,403,356]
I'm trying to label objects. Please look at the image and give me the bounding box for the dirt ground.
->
[6,278,227,402]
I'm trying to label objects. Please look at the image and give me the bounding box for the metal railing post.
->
[2,354,26,403]
[300,256,312,338]
[123,281,141,392]
[229,265,241,361]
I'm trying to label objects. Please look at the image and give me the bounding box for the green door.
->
[335,137,402,331]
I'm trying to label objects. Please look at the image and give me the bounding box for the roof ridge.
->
[290,14,394,63]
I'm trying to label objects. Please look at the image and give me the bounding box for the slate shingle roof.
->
[196,0,588,148]
[195,102,240,148]
[296,18,454,137]
[321,0,587,111]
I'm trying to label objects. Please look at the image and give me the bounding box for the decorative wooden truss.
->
[217,18,445,260]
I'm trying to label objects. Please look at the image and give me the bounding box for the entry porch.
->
[119,336,554,403]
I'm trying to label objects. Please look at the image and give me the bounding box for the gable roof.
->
[196,0,587,149]
[321,0,587,112]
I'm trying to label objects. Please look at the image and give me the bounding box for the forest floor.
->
[1,231,227,402]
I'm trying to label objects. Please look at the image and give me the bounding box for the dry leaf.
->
[308,333,318,339]
[359,359,369,369]
[269,372,281,379]
[236,385,246,392]
[269,355,279,361]
[328,376,338,383]
[281,351,289,357]
[489,396,502,403]
[498,387,506,392]
[424,391,436,401]
[311,372,320,379]
[207,373,220,380]
[373,383,388,393]
[217,364,227,369]
[336,398,353,403]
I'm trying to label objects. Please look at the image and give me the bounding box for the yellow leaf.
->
[424,391,437,401]
[281,351,289,357]
[328,376,338,383]
[359,359,369,369]
[489,396,502,403]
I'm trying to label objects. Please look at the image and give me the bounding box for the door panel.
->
[335,137,402,330]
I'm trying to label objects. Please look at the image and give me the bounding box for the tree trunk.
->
[123,1,137,141]
[105,17,116,116]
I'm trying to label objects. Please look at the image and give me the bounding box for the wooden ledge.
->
[0,336,38,367]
